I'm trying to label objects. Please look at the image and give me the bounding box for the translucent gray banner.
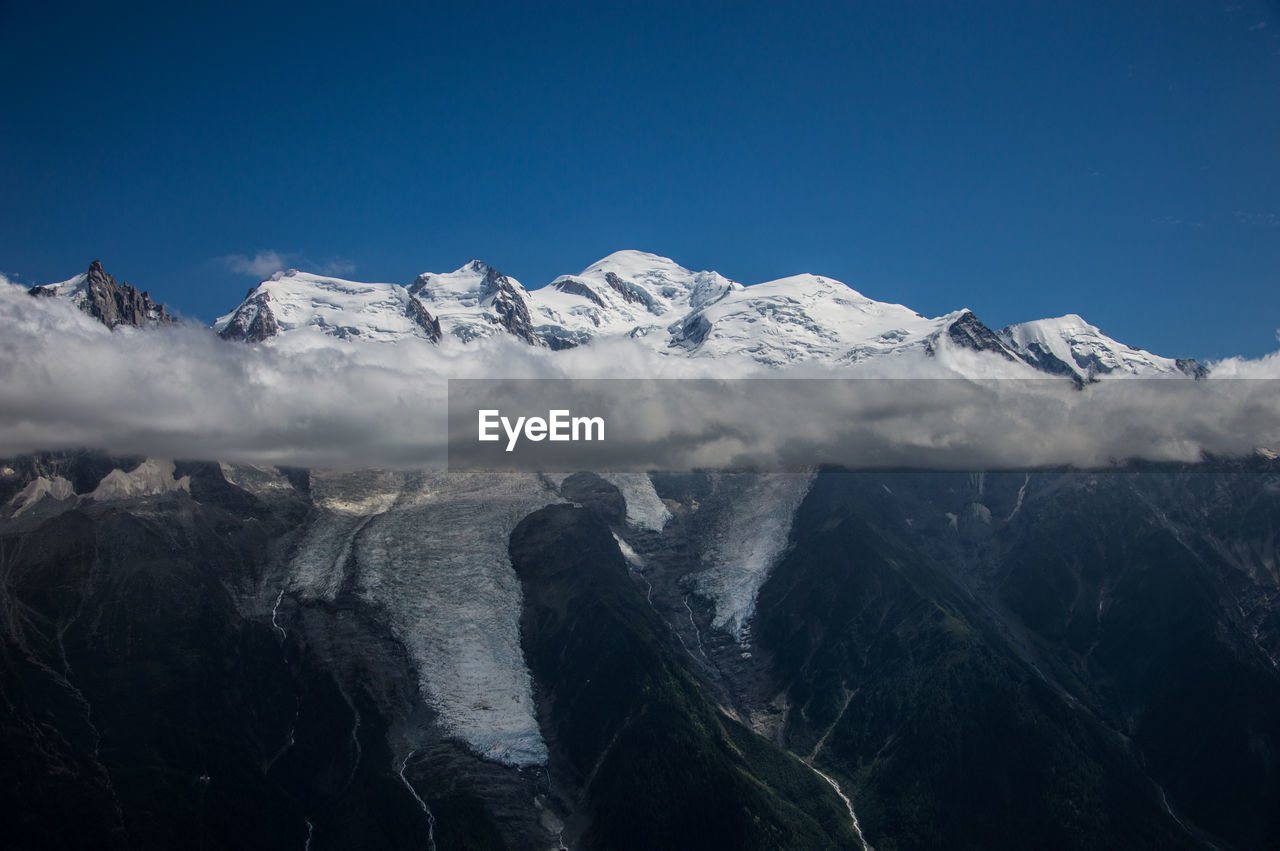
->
[447,378,1280,472]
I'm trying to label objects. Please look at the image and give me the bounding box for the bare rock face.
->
[217,289,280,342]
[404,295,443,343]
[474,261,540,346]
[29,260,177,329]
[1176,357,1209,379]
[926,309,1020,361]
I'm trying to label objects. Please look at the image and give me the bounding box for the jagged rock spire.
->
[28,260,176,329]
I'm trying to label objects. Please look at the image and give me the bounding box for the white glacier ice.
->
[287,470,555,766]
[601,473,671,531]
[694,473,815,640]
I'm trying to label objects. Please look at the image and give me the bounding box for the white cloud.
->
[222,251,357,280]
[316,257,356,277]
[0,280,1277,471]
[223,250,292,278]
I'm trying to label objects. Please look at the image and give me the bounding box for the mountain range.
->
[33,252,1206,382]
[3,252,1278,851]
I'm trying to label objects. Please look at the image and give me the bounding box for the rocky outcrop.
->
[217,289,279,342]
[927,309,1020,361]
[551,278,606,308]
[667,311,713,351]
[29,260,176,329]
[1176,357,1209,379]
[604,271,653,308]
[475,262,541,346]
[404,295,442,343]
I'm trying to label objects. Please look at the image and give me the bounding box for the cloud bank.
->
[1,280,1278,471]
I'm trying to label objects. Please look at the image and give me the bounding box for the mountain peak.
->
[1000,313,1195,379]
[1032,313,1094,332]
[581,250,692,279]
[215,271,440,344]
[755,273,849,294]
[191,252,1210,375]
[29,260,176,330]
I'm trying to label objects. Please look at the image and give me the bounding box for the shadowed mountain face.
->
[746,471,1280,851]
[509,500,859,850]
[3,457,1279,850]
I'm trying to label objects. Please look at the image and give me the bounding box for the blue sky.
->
[2,0,1278,360]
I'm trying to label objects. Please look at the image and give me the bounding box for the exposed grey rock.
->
[604,271,655,309]
[551,278,606,308]
[927,309,1020,361]
[29,260,176,329]
[217,290,279,342]
[476,262,541,346]
[404,295,442,343]
[667,311,713,350]
[1176,357,1209,379]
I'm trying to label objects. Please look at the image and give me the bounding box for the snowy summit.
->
[206,250,1207,379]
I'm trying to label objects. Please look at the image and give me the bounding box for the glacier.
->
[693,472,816,640]
[287,470,556,766]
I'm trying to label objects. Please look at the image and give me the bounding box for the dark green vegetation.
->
[510,501,859,850]
[751,470,1280,851]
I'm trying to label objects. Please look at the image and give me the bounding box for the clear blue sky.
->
[2,0,1277,360]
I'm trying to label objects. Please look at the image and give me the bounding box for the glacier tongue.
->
[288,471,556,766]
[601,473,671,532]
[694,472,815,640]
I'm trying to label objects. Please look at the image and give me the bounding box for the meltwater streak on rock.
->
[287,471,554,766]
[693,473,815,640]
[805,761,872,851]
[398,750,438,851]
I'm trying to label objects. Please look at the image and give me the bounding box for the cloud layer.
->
[1,279,1278,471]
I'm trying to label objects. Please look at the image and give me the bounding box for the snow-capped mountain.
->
[664,272,1025,367]
[6,254,1279,851]
[213,270,441,343]
[28,259,175,329]
[207,250,1205,377]
[405,259,543,346]
[534,250,742,347]
[1000,314,1206,380]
